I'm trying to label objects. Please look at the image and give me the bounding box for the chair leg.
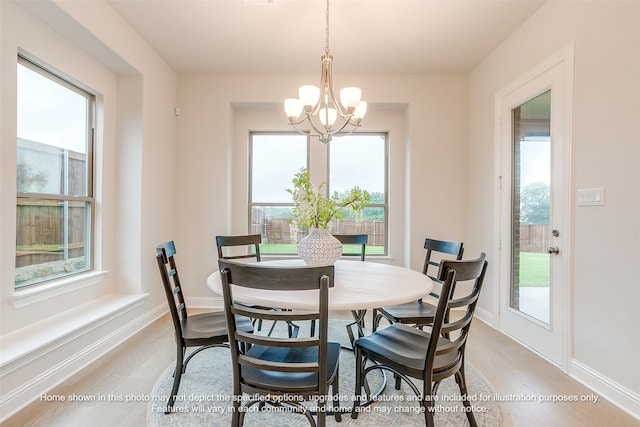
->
[424,400,436,427]
[333,366,342,422]
[456,368,478,427]
[422,383,436,427]
[394,373,402,390]
[351,347,364,419]
[166,345,184,413]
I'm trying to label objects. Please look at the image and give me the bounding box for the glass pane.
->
[17,63,88,196]
[329,134,385,200]
[333,207,385,255]
[251,134,307,203]
[250,206,298,254]
[511,91,551,324]
[15,199,91,287]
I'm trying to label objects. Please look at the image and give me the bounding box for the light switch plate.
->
[577,187,605,206]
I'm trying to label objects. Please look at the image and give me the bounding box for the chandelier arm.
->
[309,111,359,137]
[324,56,350,117]
[288,122,312,136]
[288,114,311,126]
[305,112,334,138]
[326,114,358,135]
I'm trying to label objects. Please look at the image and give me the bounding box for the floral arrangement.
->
[287,168,371,231]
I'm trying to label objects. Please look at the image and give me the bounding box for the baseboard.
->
[473,306,494,325]
[0,295,166,423]
[186,295,223,310]
[569,359,640,422]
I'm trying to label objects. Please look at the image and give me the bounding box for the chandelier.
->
[284,0,367,144]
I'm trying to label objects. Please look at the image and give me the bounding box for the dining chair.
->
[373,237,464,331]
[215,234,262,262]
[216,234,298,337]
[333,233,368,261]
[351,253,488,427]
[332,233,370,336]
[155,240,253,413]
[218,260,342,427]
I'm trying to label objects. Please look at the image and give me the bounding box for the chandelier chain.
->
[325,0,330,56]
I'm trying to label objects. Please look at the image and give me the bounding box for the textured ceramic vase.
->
[297,227,343,266]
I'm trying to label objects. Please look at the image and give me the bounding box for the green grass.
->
[519,251,550,287]
[260,243,385,255]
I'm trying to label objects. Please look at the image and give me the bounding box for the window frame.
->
[248,131,310,253]
[248,130,389,256]
[15,55,96,289]
[327,132,389,256]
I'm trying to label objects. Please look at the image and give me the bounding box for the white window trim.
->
[10,270,108,309]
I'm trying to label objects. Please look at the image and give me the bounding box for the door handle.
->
[547,246,560,254]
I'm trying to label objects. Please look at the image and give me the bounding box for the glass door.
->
[497,47,573,368]
[511,91,552,325]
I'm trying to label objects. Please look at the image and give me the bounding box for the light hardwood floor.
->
[3,311,638,427]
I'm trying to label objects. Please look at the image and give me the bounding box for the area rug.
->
[147,320,510,426]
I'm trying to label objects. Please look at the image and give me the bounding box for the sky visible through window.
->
[330,134,385,196]
[252,134,307,203]
[17,62,87,154]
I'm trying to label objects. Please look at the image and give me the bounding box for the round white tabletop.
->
[207,259,432,311]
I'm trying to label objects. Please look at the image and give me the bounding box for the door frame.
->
[493,44,574,371]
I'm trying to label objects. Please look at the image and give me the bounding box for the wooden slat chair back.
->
[333,233,368,261]
[216,234,261,262]
[218,260,342,427]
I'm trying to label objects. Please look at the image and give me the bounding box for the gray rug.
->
[147,320,510,426]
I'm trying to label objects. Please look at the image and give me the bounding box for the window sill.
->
[0,293,148,371]
[10,270,109,309]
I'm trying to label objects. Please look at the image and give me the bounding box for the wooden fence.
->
[518,224,549,253]
[15,199,86,267]
[252,216,386,247]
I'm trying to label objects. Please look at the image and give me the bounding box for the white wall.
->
[0,0,177,420]
[174,73,468,302]
[468,0,640,417]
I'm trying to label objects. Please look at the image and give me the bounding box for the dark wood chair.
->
[155,240,253,413]
[333,233,368,261]
[373,237,464,331]
[218,260,342,427]
[351,253,488,427]
[215,234,262,262]
[332,233,371,335]
[216,234,298,337]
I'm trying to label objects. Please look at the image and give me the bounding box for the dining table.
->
[206,258,433,345]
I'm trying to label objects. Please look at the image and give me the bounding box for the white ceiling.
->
[107,0,546,75]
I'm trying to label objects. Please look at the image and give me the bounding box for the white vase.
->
[297,227,343,266]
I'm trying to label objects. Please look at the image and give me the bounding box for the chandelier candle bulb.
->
[319,108,337,126]
[340,87,362,110]
[299,85,320,108]
[353,101,367,120]
[284,98,303,119]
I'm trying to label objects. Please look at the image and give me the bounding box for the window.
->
[15,55,95,288]
[249,131,388,255]
[249,133,308,254]
[329,134,387,255]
